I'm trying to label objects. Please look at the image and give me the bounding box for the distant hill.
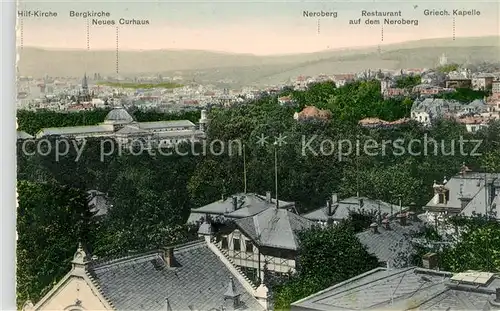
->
[17,36,500,86]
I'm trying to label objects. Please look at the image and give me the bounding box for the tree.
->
[268,223,379,310]
[404,216,500,273]
[16,180,95,306]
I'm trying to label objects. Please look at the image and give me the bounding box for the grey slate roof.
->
[234,208,315,250]
[87,190,110,217]
[356,217,424,268]
[425,173,500,216]
[291,267,500,311]
[187,193,295,223]
[105,107,134,123]
[17,131,33,139]
[87,240,264,311]
[302,197,401,222]
[139,120,196,130]
[411,98,462,118]
[36,124,114,137]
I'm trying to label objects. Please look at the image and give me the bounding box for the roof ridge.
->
[84,270,116,309]
[88,239,206,268]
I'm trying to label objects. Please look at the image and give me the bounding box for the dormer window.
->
[438,190,450,204]
[221,236,228,249]
[438,193,445,204]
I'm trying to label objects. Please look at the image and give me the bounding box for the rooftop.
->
[235,208,315,251]
[291,267,500,311]
[356,214,424,268]
[302,196,403,222]
[87,240,264,311]
[187,193,295,223]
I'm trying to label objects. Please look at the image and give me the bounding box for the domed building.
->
[103,107,135,125]
[35,106,210,148]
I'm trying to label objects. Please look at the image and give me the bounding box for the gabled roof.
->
[356,216,424,268]
[302,197,401,222]
[291,267,500,311]
[234,208,314,250]
[17,131,33,139]
[87,240,263,311]
[424,173,500,211]
[187,193,295,223]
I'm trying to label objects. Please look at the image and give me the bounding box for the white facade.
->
[216,229,297,283]
[411,111,431,126]
[35,107,207,148]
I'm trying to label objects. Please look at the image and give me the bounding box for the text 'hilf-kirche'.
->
[18,10,58,18]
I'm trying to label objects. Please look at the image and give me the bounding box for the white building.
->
[36,107,209,147]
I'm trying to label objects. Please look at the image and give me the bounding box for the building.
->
[187,192,295,223]
[472,75,495,91]
[291,266,500,311]
[355,212,423,268]
[301,194,404,225]
[87,190,110,218]
[446,78,472,89]
[456,115,491,133]
[493,81,500,96]
[35,107,208,148]
[278,96,293,106]
[439,53,448,66]
[358,117,411,129]
[293,106,332,122]
[411,98,462,126]
[23,240,268,311]
[198,204,315,284]
[17,131,34,140]
[422,165,500,226]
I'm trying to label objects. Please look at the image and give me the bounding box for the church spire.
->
[82,73,89,97]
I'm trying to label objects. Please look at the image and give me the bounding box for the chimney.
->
[370,222,379,234]
[232,196,238,211]
[326,200,332,216]
[489,181,496,206]
[495,288,500,303]
[163,247,175,268]
[382,218,390,230]
[359,198,364,208]
[223,277,241,311]
[331,193,338,204]
[407,211,418,222]
[266,191,271,203]
[397,213,407,226]
[422,252,438,270]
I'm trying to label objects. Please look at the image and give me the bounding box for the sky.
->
[17,0,500,55]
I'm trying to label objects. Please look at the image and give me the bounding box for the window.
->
[245,241,254,253]
[221,237,228,249]
[233,238,241,251]
[238,266,259,285]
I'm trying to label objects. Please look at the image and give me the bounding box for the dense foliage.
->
[437,63,460,73]
[435,88,489,102]
[17,180,95,305]
[410,216,500,273]
[265,222,379,310]
[395,75,421,89]
[16,79,500,305]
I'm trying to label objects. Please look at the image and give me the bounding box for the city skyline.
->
[17,0,500,55]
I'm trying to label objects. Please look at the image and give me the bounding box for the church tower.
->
[82,73,89,97]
